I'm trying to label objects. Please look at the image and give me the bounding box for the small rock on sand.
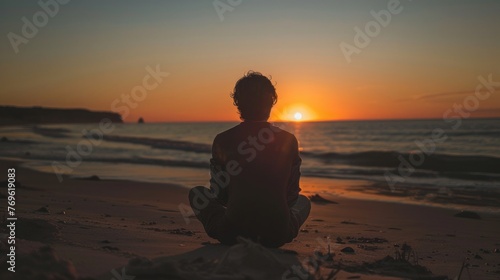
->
[36,206,50,213]
[84,175,101,181]
[102,246,120,251]
[168,228,195,236]
[341,247,355,253]
[454,211,481,220]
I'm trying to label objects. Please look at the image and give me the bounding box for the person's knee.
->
[293,195,311,226]
[189,186,210,211]
[297,195,311,212]
[297,194,310,203]
[188,186,205,200]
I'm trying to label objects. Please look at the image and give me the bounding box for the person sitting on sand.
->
[189,71,311,248]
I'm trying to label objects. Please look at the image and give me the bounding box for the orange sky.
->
[1,1,499,122]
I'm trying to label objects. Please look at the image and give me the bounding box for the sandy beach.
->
[1,158,499,279]
[2,0,500,278]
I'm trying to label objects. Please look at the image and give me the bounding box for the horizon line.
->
[2,105,499,123]
[126,116,500,124]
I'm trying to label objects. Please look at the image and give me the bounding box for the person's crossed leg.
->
[189,185,311,247]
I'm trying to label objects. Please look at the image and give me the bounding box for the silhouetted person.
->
[189,71,310,248]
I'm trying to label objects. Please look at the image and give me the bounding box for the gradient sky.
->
[1,0,499,122]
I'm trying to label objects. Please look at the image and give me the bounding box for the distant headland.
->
[0,106,123,126]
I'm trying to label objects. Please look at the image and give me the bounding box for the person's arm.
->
[287,137,302,207]
[209,136,229,206]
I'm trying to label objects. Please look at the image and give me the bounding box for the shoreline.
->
[10,156,500,214]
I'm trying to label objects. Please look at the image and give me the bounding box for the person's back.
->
[189,71,310,247]
[213,121,299,245]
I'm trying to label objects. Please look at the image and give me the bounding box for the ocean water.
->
[1,119,499,197]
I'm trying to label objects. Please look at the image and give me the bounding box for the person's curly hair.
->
[230,71,277,121]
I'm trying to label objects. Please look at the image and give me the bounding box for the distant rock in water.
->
[0,105,122,125]
[138,117,145,123]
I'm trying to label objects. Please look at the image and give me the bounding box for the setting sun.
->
[294,112,303,121]
[273,103,317,122]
